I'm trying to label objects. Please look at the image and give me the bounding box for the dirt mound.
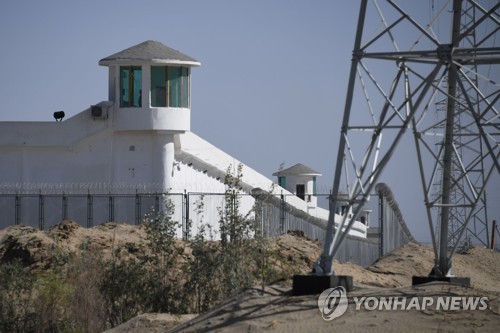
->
[167,241,500,333]
[1,222,499,332]
[0,222,323,277]
[270,233,322,279]
[361,242,500,292]
[105,314,197,333]
[1,223,498,292]
[452,246,500,293]
[48,219,80,239]
[168,283,500,333]
[0,224,56,269]
[0,221,151,271]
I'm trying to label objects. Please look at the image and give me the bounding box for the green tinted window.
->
[150,66,189,108]
[132,67,142,107]
[313,176,317,195]
[181,67,189,107]
[151,66,167,107]
[120,66,142,107]
[169,67,181,107]
[278,176,286,188]
[120,67,129,107]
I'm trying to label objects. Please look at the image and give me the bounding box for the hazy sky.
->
[0,0,498,243]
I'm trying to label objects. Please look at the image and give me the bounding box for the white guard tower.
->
[273,163,321,209]
[98,40,201,191]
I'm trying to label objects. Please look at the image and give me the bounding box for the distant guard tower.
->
[273,163,321,208]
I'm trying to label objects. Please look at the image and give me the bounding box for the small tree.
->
[143,197,186,313]
[184,224,222,313]
[184,195,223,313]
[0,260,37,332]
[218,164,256,245]
[217,164,258,296]
[100,258,148,327]
[34,272,73,333]
[67,250,107,333]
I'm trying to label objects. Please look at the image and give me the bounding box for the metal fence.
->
[376,183,415,256]
[253,190,326,240]
[253,186,415,267]
[0,184,415,267]
[0,192,178,230]
[253,189,380,267]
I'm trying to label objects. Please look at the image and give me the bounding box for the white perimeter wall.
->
[0,106,367,238]
[0,130,176,188]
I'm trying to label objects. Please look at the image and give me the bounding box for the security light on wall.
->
[53,111,65,122]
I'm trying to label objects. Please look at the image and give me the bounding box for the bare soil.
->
[1,221,498,332]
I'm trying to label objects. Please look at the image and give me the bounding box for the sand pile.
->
[169,241,499,333]
[167,282,499,333]
[1,221,499,332]
[0,220,150,270]
[339,242,500,293]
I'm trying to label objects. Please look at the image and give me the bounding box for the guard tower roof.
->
[273,163,322,177]
[99,40,201,66]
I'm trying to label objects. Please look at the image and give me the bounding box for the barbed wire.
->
[0,182,339,196]
[0,182,172,195]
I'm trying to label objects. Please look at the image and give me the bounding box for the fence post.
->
[87,192,93,228]
[135,190,141,225]
[62,193,68,220]
[492,220,497,250]
[254,198,263,237]
[280,192,286,234]
[155,193,160,213]
[15,194,20,225]
[378,191,384,257]
[108,193,114,222]
[39,191,45,230]
[184,191,190,240]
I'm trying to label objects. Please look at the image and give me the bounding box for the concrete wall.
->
[0,105,368,238]
[0,104,181,191]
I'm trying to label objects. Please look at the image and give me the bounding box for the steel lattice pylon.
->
[433,0,492,251]
[315,0,500,278]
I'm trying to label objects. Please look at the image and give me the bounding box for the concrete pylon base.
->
[292,274,353,296]
[412,276,470,287]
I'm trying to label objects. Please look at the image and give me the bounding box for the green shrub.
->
[66,251,107,333]
[184,164,277,312]
[100,258,148,328]
[0,166,290,330]
[33,272,73,333]
[142,198,187,313]
[0,260,36,332]
[184,223,222,313]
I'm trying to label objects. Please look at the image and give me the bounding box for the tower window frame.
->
[151,66,190,108]
[120,66,142,108]
[278,176,286,188]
